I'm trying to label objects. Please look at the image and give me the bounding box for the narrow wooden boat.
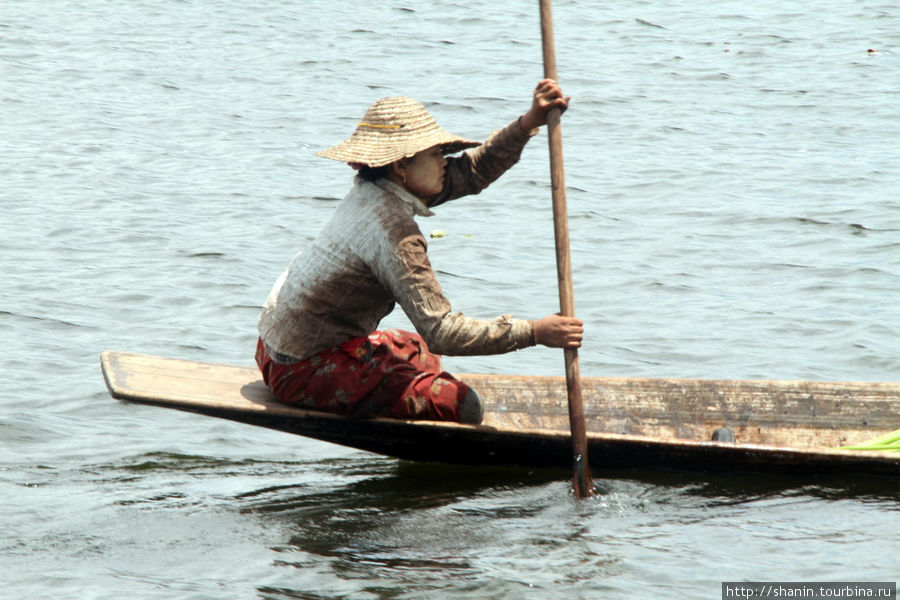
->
[100,351,900,478]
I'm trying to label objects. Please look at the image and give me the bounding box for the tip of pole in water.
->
[572,454,594,499]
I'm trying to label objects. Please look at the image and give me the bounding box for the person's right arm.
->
[426,79,570,207]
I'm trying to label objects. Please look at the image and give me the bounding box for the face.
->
[397,147,447,197]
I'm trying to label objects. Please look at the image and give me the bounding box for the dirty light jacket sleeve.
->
[427,117,537,208]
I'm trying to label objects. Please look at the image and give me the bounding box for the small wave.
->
[635,18,665,29]
[0,309,85,329]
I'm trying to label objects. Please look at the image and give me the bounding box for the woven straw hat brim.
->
[316,96,480,168]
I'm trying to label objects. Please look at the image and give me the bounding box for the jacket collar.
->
[372,177,435,217]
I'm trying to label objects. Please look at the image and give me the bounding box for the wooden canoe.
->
[100,351,900,478]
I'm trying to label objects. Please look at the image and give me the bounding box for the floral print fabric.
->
[255,330,470,421]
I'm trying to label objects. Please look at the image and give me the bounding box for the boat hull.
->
[100,351,900,478]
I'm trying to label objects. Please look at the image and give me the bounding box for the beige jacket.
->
[258,119,537,360]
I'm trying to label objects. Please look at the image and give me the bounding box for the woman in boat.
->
[256,79,583,424]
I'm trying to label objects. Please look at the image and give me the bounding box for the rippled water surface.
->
[2,1,899,598]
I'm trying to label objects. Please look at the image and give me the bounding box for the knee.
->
[458,387,484,424]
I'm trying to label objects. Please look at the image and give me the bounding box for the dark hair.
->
[358,164,389,182]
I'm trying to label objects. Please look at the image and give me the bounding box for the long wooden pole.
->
[539,0,594,499]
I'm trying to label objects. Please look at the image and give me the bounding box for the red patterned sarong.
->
[255,330,470,421]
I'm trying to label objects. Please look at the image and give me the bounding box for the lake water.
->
[2,1,899,598]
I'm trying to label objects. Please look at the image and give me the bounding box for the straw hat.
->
[316,97,480,167]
